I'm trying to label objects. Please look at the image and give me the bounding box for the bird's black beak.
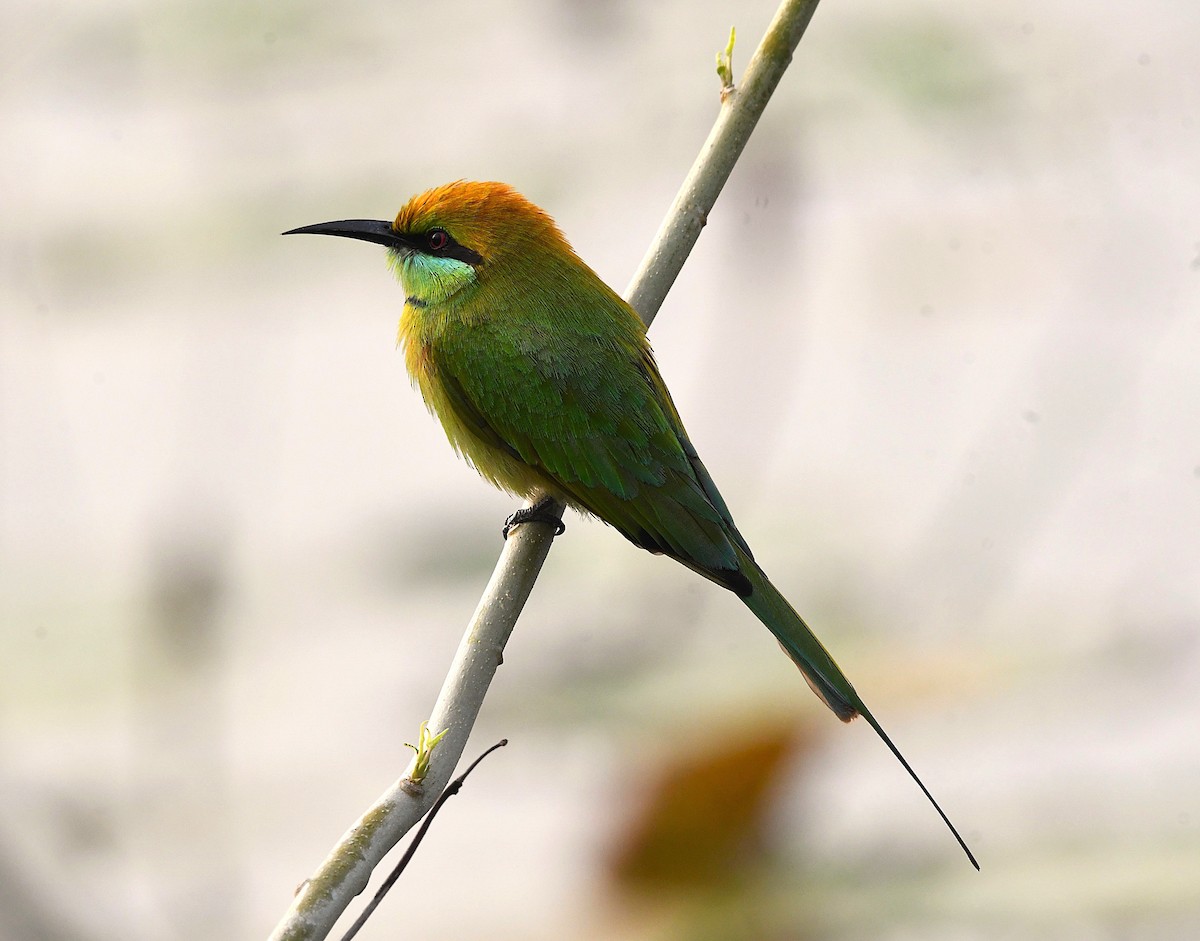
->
[282,219,411,250]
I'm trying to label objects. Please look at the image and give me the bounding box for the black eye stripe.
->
[421,228,484,266]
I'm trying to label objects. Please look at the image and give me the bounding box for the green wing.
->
[432,298,750,593]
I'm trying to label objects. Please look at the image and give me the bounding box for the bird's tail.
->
[738,549,980,870]
[739,550,863,722]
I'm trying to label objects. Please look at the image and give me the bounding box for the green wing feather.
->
[430,298,869,718]
[429,277,746,589]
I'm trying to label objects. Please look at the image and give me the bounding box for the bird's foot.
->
[502,497,566,539]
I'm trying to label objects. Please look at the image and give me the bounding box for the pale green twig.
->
[339,740,507,941]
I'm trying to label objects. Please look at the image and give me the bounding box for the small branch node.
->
[403,721,448,786]
[716,26,737,100]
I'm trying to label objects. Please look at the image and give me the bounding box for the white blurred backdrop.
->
[2,1,1198,939]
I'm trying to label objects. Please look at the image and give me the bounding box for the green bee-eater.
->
[285,181,978,868]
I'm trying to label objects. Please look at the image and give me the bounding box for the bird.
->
[284,180,978,869]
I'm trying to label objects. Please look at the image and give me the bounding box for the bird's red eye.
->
[427,229,449,251]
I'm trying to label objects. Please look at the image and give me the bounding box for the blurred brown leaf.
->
[610,719,816,894]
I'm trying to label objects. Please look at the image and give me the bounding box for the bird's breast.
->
[394,302,557,502]
[398,305,436,384]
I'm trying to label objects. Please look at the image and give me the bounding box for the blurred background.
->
[2,0,1198,938]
